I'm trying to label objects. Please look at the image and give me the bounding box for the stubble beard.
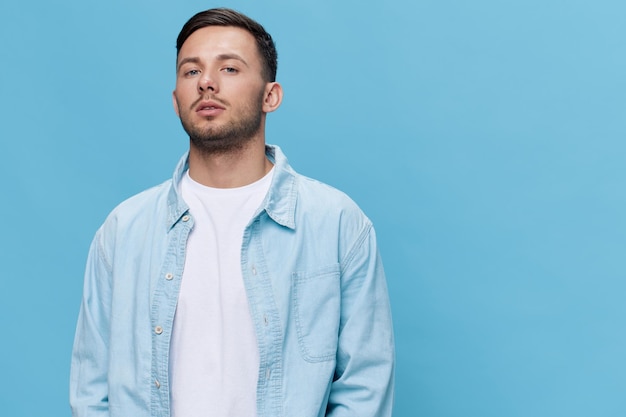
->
[179,93,264,156]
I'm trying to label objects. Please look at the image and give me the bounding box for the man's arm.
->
[327,224,395,416]
[70,230,112,417]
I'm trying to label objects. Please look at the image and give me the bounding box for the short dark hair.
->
[176,8,278,82]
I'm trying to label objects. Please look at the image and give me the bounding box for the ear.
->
[262,82,283,113]
[172,91,180,117]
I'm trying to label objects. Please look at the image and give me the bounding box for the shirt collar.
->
[166,151,190,228]
[166,144,297,230]
[262,144,297,229]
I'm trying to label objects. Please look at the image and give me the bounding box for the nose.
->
[198,74,217,93]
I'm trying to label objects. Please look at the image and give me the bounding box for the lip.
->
[195,100,225,117]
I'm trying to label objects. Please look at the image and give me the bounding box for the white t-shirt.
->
[169,168,274,417]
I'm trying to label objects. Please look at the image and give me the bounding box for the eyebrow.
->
[177,57,201,72]
[177,54,249,72]
[216,53,249,67]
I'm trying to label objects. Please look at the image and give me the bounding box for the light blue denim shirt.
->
[70,145,394,417]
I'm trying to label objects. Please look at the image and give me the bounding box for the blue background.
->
[1,0,625,416]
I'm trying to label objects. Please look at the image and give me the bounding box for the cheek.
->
[172,94,180,116]
[173,88,195,112]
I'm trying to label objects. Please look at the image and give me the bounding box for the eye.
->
[184,69,200,77]
[222,67,238,74]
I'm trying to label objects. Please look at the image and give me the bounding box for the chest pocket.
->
[292,264,341,362]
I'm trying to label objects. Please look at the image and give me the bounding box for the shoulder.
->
[268,144,370,227]
[293,172,373,237]
[96,179,173,241]
[296,174,363,212]
[110,180,171,221]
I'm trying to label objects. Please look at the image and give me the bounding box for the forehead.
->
[177,26,260,64]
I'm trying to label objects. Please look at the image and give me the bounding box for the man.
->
[70,8,394,417]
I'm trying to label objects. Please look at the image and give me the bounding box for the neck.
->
[187,138,272,188]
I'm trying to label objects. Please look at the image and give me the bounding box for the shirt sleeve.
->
[326,224,395,416]
[70,230,112,417]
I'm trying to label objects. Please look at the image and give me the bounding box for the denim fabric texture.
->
[70,145,395,417]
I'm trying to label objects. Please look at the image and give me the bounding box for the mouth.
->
[195,100,226,118]
[195,100,225,112]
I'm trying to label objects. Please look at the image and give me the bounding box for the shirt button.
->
[263,315,269,326]
[155,379,161,389]
[252,266,257,275]
[154,326,163,335]
[265,368,271,379]
[165,272,173,280]
[182,215,190,222]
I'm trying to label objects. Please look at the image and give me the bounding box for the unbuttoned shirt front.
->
[70,145,395,417]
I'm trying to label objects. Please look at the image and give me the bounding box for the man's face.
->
[173,26,268,154]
